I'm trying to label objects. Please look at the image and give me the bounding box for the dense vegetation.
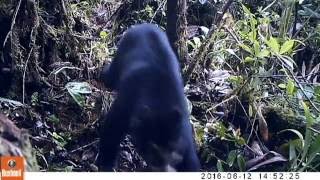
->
[0,0,320,172]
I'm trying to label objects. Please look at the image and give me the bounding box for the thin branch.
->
[70,140,99,153]
[22,47,33,105]
[206,95,237,113]
[3,0,23,48]
[150,0,167,23]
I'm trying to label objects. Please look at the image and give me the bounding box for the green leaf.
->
[48,114,60,124]
[228,75,243,85]
[193,122,204,147]
[289,140,297,161]
[299,6,320,18]
[187,40,196,49]
[235,137,246,146]
[216,122,228,139]
[267,37,280,53]
[278,83,287,89]
[244,56,254,63]
[249,21,257,42]
[301,101,314,127]
[66,82,92,94]
[237,155,246,172]
[217,160,224,172]
[225,49,236,56]
[248,31,256,43]
[52,132,67,148]
[239,44,253,55]
[280,40,294,55]
[287,79,295,96]
[308,135,320,162]
[282,57,295,70]
[300,130,312,171]
[186,97,193,114]
[193,37,201,48]
[297,86,314,100]
[64,166,73,172]
[242,4,252,15]
[66,82,92,107]
[257,50,270,58]
[248,104,253,117]
[227,150,237,167]
[315,86,320,101]
[278,129,304,147]
[31,92,39,105]
[99,31,108,39]
[253,41,260,56]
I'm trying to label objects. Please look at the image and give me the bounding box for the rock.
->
[0,113,39,171]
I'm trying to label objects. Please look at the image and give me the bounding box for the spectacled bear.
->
[98,23,200,171]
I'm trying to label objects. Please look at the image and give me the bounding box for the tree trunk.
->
[166,0,188,70]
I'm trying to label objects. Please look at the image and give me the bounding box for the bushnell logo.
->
[8,159,17,168]
[1,156,24,180]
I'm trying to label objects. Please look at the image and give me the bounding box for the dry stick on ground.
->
[184,0,234,83]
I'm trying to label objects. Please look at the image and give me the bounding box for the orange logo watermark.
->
[0,156,24,180]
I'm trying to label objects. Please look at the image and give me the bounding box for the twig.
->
[70,140,99,153]
[2,0,23,48]
[37,153,49,170]
[206,95,236,113]
[22,47,34,105]
[150,0,167,23]
[224,27,241,45]
[309,127,320,134]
